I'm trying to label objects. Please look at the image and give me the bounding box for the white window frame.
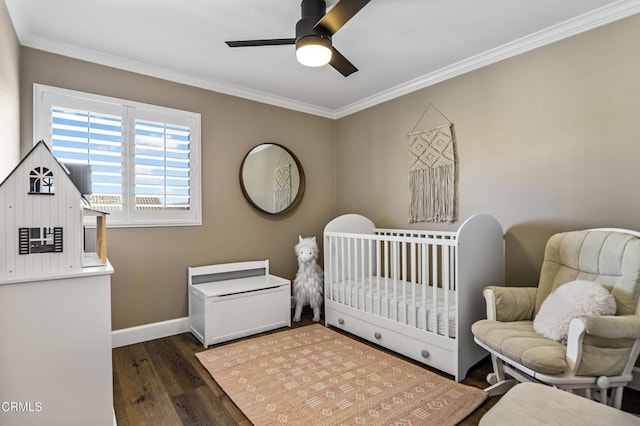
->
[34,84,202,227]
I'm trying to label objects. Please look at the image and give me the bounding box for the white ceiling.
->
[5,0,640,118]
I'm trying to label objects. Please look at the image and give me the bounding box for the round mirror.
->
[240,143,305,215]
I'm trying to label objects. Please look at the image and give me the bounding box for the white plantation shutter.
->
[34,84,201,227]
[51,107,124,211]
[134,120,191,210]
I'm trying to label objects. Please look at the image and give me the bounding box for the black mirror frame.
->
[239,143,306,215]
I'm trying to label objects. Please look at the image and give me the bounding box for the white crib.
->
[324,213,504,381]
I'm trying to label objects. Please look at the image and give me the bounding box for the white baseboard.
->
[111,317,189,348]
[629,366,640,391]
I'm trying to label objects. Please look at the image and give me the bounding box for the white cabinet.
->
[188,260,291,347]
[0,264,114,426]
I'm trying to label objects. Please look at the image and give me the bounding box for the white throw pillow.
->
[533,280,617,343]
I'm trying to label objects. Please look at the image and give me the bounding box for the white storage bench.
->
[188,260,291,348]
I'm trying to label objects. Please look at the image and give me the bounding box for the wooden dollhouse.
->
[0,140,114,426]
[0,140,108,280]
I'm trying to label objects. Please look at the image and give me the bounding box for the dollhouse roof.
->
[1,140,88,202]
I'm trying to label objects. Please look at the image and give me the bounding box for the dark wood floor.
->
[113,308,640,425]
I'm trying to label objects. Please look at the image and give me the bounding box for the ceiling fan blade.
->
[330,47,358,77]
[314,0,371,35]
[226,38,296,47]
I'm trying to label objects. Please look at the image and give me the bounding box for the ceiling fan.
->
[225,0,371,77]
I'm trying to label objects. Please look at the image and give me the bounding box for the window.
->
[34,84,201,227]
[19,227,63,254]
[29,167,55,194]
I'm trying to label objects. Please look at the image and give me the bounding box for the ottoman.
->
[479,383,640,426]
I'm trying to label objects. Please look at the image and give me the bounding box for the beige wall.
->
[0,0,20,180]
[335,14,640,285]
[14,13,640,329]
[20,48,336,329]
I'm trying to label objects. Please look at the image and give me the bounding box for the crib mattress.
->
[328,278,456,338]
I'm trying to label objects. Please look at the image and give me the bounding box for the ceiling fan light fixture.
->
[296,36,332,67]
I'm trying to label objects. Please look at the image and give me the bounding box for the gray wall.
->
[335,14,640,285]
[20,48,336,330]
[0,0,20,180]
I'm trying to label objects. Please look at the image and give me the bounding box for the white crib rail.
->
[324,229,458,338]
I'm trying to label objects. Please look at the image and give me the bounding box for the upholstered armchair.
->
[472,229,640,409]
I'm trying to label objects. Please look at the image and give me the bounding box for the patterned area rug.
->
[196,325,486,425]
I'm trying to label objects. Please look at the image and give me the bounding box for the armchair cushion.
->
[472,320,567,374]
[472,318,637,376]
[536,231,640,316]
[533,280,616,343]
[486,286,537,322]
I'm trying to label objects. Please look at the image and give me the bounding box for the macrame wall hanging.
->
[273,152,292,211]
[408,103,457,223]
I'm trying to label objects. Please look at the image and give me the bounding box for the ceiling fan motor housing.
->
[296,0,331,47]
[300,0,326,21]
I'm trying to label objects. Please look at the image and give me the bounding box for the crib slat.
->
[410,242,416,327]
[336,236,340,303]
[443,246,450,337]
[367,239,372,313]
[450,246,456,292]
[376,240,381,315]
[326,236,332,301]
[329,236,334,301]
[421,242,427,331]
[402,241,407,325]
[393,241,398,321]
[351,236,356,308]
[340,237,345,287]
[346,237,351,306]
[359,238,364,310]
[432,245,438,335]
[335,237,340,303]
[384,240,389,319]
[352,237,356,309]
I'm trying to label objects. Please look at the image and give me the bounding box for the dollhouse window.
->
[29,167,55,194]
[18,227,63,254]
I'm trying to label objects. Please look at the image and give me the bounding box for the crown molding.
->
[12,0,640,120]
[20,35,338,119]
[333,0,640,118]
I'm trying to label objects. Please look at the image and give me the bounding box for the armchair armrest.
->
[483,286,537,321]
[580,314,640,340]
[566,315,640,375]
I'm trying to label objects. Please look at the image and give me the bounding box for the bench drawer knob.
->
[421,349,430,358]
[374,332,382,340]
[338,318,344,325]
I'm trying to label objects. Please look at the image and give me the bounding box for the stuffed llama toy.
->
[293,236,324,322]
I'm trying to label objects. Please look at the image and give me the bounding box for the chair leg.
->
[484,355,517,396]
[596,376,610,406]
[485,378,518,396]
[489,354,506,383]
[611,386,624,409]
[598,389,608,406]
